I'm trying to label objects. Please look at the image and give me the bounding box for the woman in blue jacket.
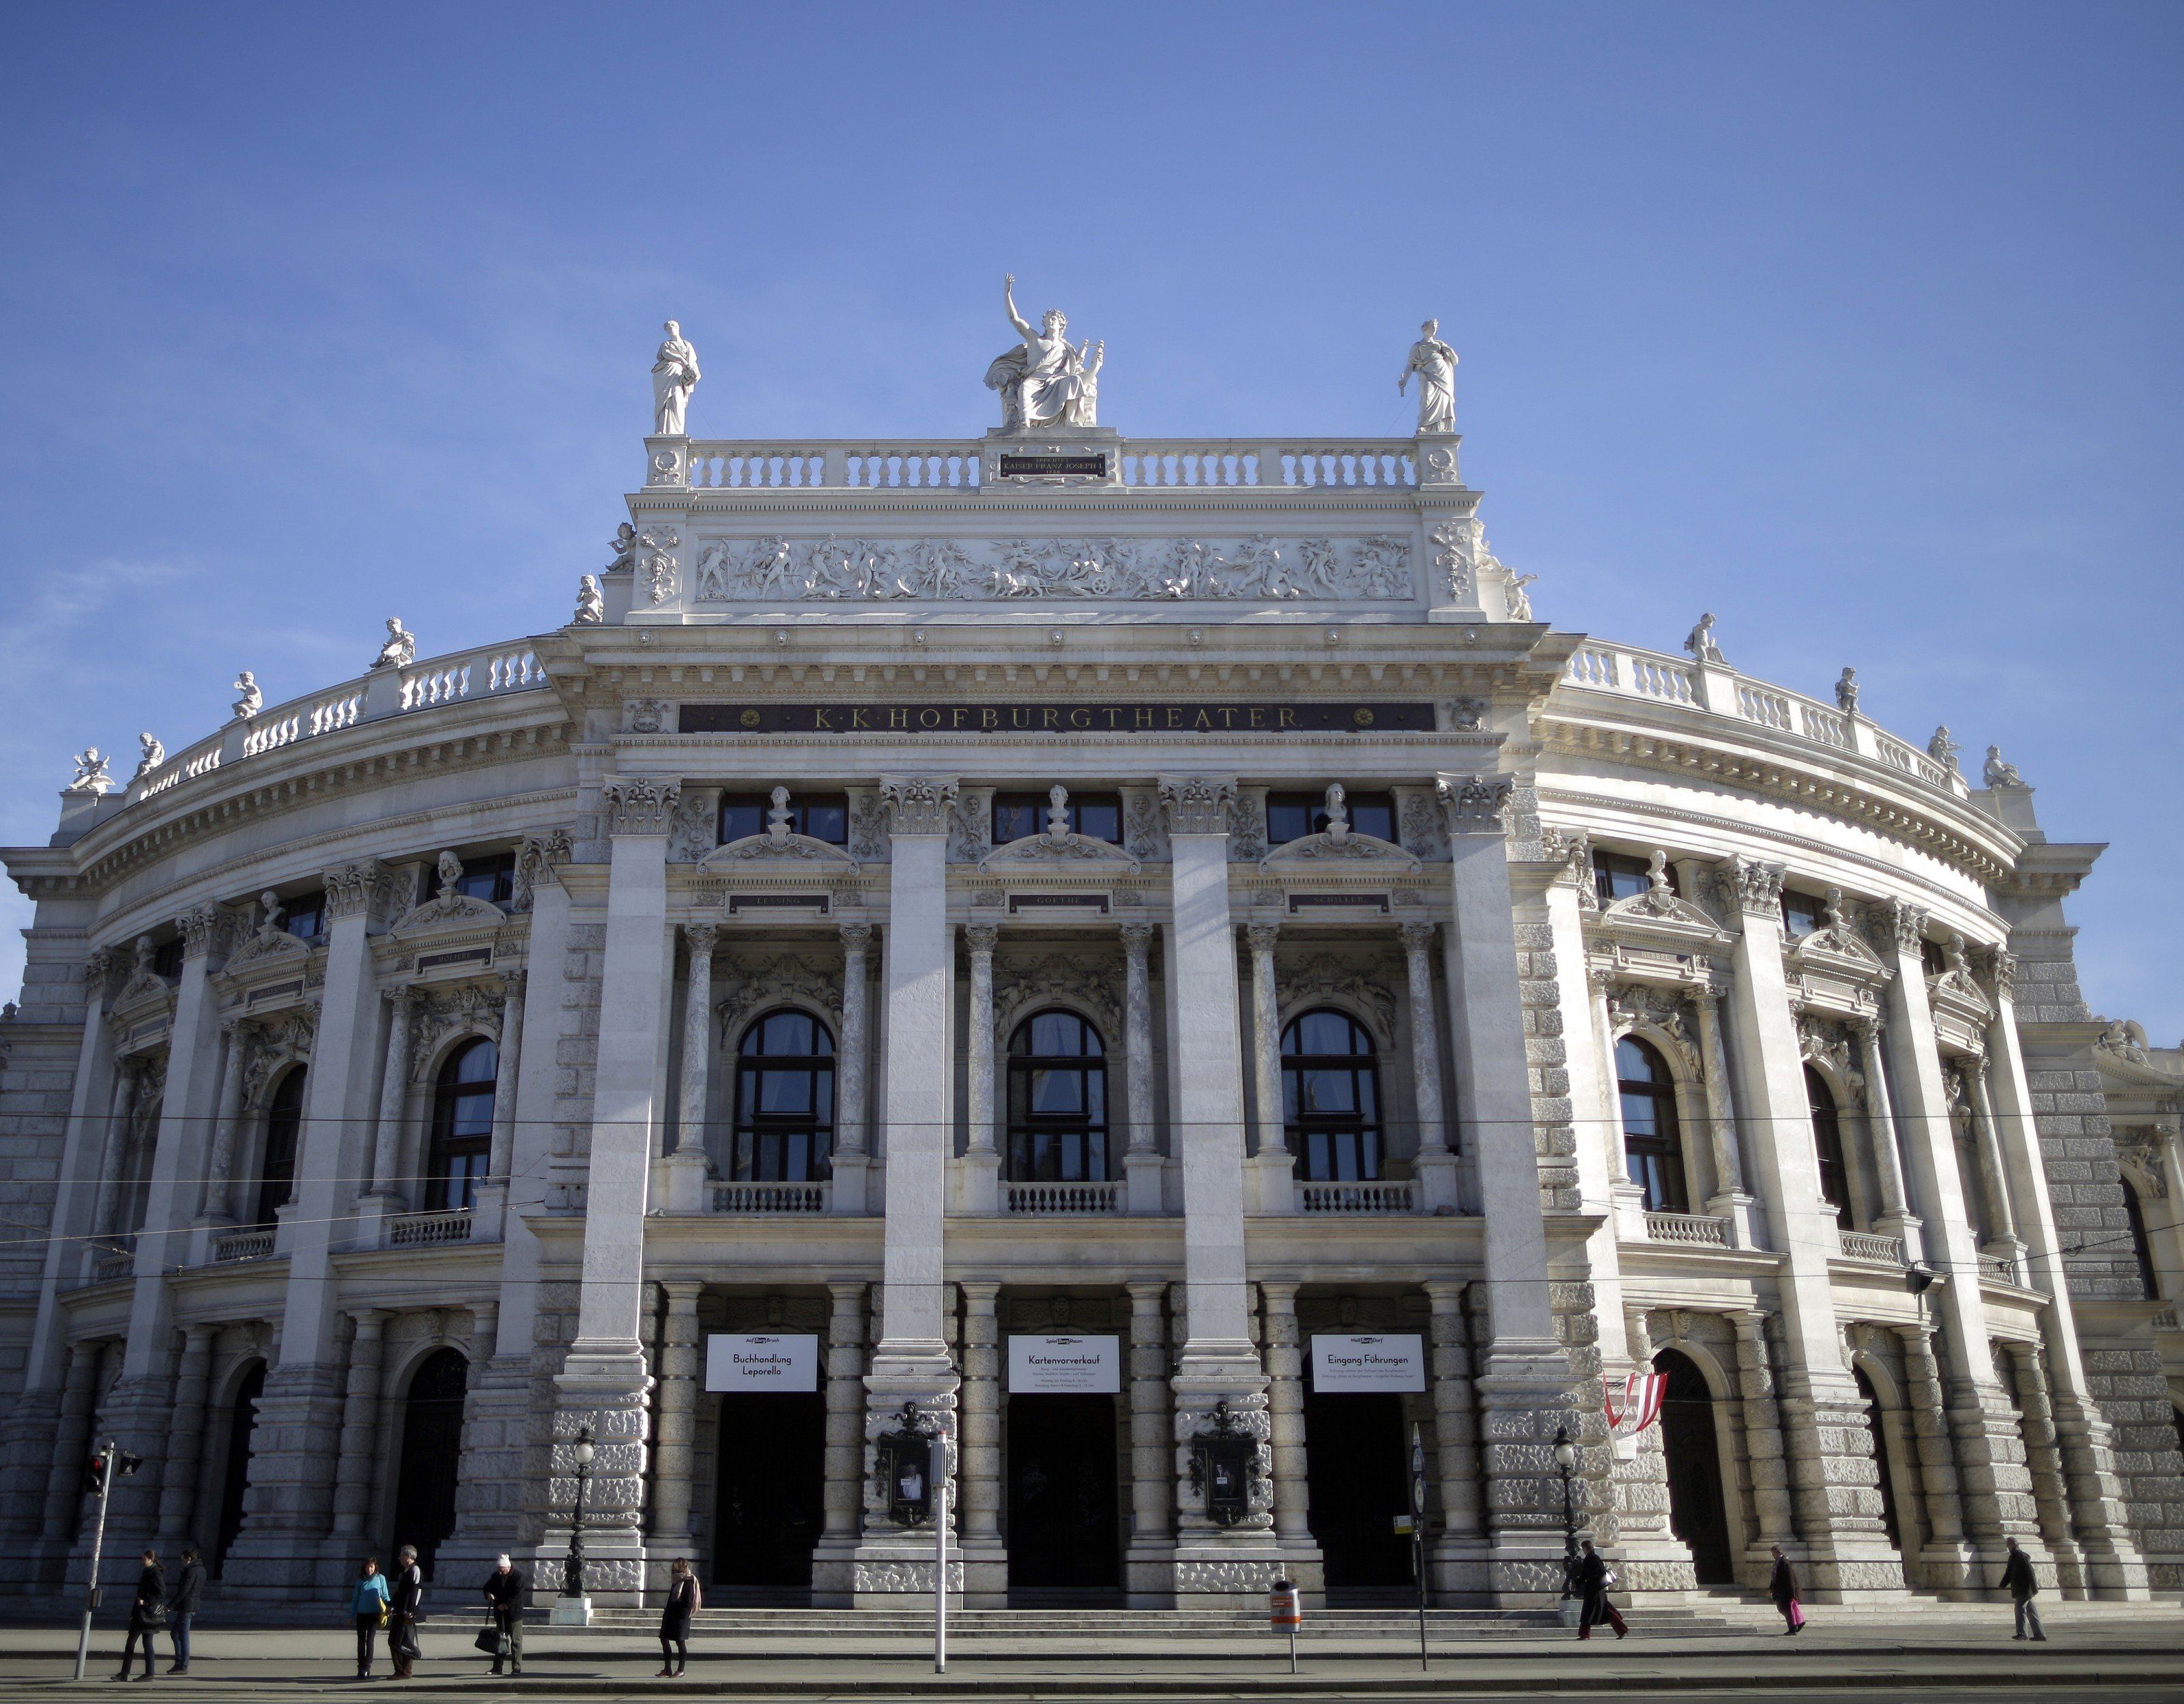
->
[349,1559,392,1679]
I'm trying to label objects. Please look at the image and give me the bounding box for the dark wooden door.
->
[1005,1393,1120,1594]
[713,1392,827,1596]
[1655,1349,1735,1585]
[212,1361,265,1577]
[390,1348,468,1580]
[1302,1387,1411,1598]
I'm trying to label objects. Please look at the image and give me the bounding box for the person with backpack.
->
[115,1549,166,1681]
[166,1546,204,1673]
[1999,1536,2046,1641]
[349,1558,392,1679]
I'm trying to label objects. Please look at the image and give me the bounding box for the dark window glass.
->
[424,1037,497,1211]
[253,1065,306,1228]
[1265,791,1395,847]
[1007,1011,1109,1182]
[1594,851,1677,907]
[734,1009,835,1182]
[1921,938,1946,977]
[1780,890,1824,939]
[151,937,185,979]
[2123,1179,2160,1300]
[453,853,516,906]
[1806,1065,1852,1229]
[281,891,326,942]
[1617,1036,1686,1211]
[719,793,848,847]
[992,791,1123,847]
[1282,1009,1383,1182]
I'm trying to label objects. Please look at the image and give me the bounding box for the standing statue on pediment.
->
[1835,667,1860,714]
[986,275,1100,430]
[651,319,700,435]
[1399,318,1458,435]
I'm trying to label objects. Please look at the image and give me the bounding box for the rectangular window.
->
[1920,938,1946,977]
[719,793,848,847]
[1592,850,1675,907]
[991,791,1123,847]
[453,852,517,906]
[1266,790,1395,846]
[151,937,185,979]
[1780,889,1824,939]
[281,890,326,942]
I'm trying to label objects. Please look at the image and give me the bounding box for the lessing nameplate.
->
[998,453,1107,478]
[680,702,1433,735]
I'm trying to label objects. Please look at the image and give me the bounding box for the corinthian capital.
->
[1434,772,1512,836]
[1978,944,2019,1001]
[601,775,683,837]
[324,857,396,923]
[1868,896,1929,957]
[176,904,223,962]
[1721,854,1786,916]
[1157,775,1237,837]
[511,826,574,911]
[878,775,958,837]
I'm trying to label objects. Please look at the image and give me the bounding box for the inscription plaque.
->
[997,453,1108,478]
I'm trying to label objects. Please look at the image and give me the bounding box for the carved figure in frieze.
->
[132,732,165,781]
[573,573,605,624]
[1398,318,1458,435]
[371,617,417,672]
[986,275,1099,431]
[65,749,112,794]
[650,319,700,435]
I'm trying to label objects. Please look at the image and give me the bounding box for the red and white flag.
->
[1604,1371,1667,1434]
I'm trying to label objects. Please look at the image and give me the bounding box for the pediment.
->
[698,830,861,875]
[1927,968,1994,1028]
[1785,922,1888,983]
[224,925,314,977]
[390,891,509,938]
[981,831,1142,876]
[1596,887,1730,951]
[112,971,175,1017]
[1258,831,1420,876]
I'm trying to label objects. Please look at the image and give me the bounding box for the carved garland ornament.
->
[715,955,844,1046]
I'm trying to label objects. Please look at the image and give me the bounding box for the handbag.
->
[377,1606,390,1630]
[139,1602,169,1629]
[1787,1600,1805,1630]
[473,1626,508,1656]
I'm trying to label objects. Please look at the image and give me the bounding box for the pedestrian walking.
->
[1574,1539,1627,1641]
[657,1556,700,1677]
[115,1549,166,1681]
[1999,1536,2046,1642]
[388,1545,425,1679]
[480,1554,524,1677]
[166,1546,204,1673]
[350,1557,392,1679]
[1768,1544,1805,1635]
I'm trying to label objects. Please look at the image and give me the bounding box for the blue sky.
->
[2,3,2179,1034]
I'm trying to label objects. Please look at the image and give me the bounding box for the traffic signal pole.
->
[73,1443,115,1682]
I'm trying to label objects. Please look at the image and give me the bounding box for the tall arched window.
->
[734,1009,835,1182]
[1007,1011,1108,1182]
[424,1038,497,1211]
[253,1066,307,1228]
[1806,1065,1852,1230]
[1282,1009,1383,1183]
[390,1347,468,1580]
[2122,1178,2161,1300]
[1617,1037,1686,1211]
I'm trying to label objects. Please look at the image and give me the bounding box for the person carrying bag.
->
[116,1550,167,1681]
[478,1555,525,1677]
[1769,1544,1805,1634]
[388,1546,425,1679]
[349,1558,392,1679]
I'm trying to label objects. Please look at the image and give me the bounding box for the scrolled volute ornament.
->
[511,827,574,912]
[1721,854,1787,916]
[1157,775,1239,837]
[878,775,960,838]
[1434,772,1512,836]
[324,858,397,923]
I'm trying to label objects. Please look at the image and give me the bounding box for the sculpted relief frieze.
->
[689,534,1414,603]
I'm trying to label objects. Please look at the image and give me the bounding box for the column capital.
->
[838,921,875,952]
[682,920,719,955]
[1433,771,1512,835]
[1119,920,1156,955]
[1157,773,1237,835]
[1979,944,2020,1001]
[1540,825,1592,886]
[382,982,416,1015]
[661,1279,704,1308]
[1732,1306,1771,1341]
[1256,1278,1300,1310]
[1244,919,1281,954]
[1396,919,1438,953]
[324,857,397,923]
[1869,895,1930,957]
[511,826,573,911]
[348,1307,390,1333]
[959,1280,1001,1310]
[175,903,225,961]
[878,774,958,835]
[601,774,682,837]
[1718,853,1786,915]
[1125,1277,1171,1307]
[963,921,1001,954]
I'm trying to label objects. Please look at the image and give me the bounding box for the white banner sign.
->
[704,1333,820,1392]
[1007,1335,1121,1394]
[1310,1333,1426,1393]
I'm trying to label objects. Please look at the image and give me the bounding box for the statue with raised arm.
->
[66,749,113,794]
[984,275,1097,430]
[651,319,700,435]
[1399,318,1459,435]
[233,671,263,721]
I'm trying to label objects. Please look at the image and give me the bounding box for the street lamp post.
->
[554,1424,597,1626]
[1553,1425,1579,1611]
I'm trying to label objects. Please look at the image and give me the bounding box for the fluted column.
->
[1960,1058,2024,1267]
[1688,985,1754,1224]
[365,989,415,1201]
[199,1023,251,1225]
[650,1282,701,1542]
[1259,1282,1312,1543]
[1399,921,1457,1211]
[1120,923,1162,1213]
[673,929,715,1157]
[964,923,1001,1214]
[1245,920,1294,1214]
[1897,1320,1967,1569]
[959,1283,1001,1544]
[328,1310,388,1541]
[1851,1014,1922,1262]
[155,1326,216,1545]
[832,925,874,1213]
[1731,1312,1795,1550]
[2004,1341,2086,1595]
[489,974,525,1178]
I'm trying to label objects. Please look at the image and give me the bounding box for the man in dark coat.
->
[115,1550,165,1680]
[481,1555,524,1676]
[388,1545,425,1679]
[166,1546,204,1673]
[1999,1536,2045,1641]
[1575,1539,1627,1641]
[1768,1544,1803,1634]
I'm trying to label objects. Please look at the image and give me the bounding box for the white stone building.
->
[1,317,2179,1613]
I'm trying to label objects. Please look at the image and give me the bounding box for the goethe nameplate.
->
[704,1333,820,1391]
[680,701,1433,735]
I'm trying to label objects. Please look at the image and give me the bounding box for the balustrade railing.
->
[1004,1179,1123,1215]
[712,1180,830,1214]
[1297,1179,1416,1215]
[212,1228,275,1263]
[1838,1230,1906,1265]
[1645,1211,1730,1247]
[91,1244,136,1282]
[681,437,1420,492]
[386,1208,475,1247]
[1978,1252,2024,1285]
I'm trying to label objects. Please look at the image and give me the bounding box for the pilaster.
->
[1120,923,1163,1214]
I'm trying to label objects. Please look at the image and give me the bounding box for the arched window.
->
[2122,1177,2161,1301]
[734,1010,835,1183]
[1806,1065,1852,1230]
[391,1347,468,1580]
[424,1038,497,1212]
[253,1066,307,1228]
[1282,1009,1383,1183]
[1617,1037,1686,1212]
[1007,1010,1108,1182]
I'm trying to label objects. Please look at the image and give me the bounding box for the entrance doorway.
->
[212,1361,265,1577]
[1005,1393,1120,1601]
[713,1391,826,1600]
[391,1348,469,1580]
[1654,1348,1735,1585]
[1302,1386,1410,1601]
[1854,1366,1905,1552]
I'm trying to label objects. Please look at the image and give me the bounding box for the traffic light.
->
[113,1451,143,1478]
[82,1453,106,1497]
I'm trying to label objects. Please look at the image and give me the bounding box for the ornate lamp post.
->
[1553,1425,1579,1603]
[560,1425,596,1602]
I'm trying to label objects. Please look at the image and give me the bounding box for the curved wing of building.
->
[0,381,2176,1612]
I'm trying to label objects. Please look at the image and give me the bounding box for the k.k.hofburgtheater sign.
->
[680,701,1436,735]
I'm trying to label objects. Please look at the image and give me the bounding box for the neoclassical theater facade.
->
[2,321,2179,1612]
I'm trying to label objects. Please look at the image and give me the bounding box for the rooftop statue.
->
[1983,745,2024,788]
[1398,319,1458,435]
[651,319,700,436]
[1684,613,1726,665]
[66,749,113,795]
[573,573,605,625]
[371,617,416,672]
[233,671,263,721]
[985,275,1102,431]
[1835,667,1860,714]
[1928,725,1961,773]
[132,732,164,781]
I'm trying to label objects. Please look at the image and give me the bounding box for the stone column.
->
[366,987,416,1202]
[1156,776,1275,1602]
[328,1310,387,1545]
[1687,985,1758,1239]
[1244,920,1294,1213]
[1423,1280,1484,1590]
[1961,1060,2024,1269]
[1730,1311,1796,1559]
[666,927,716,1213]
[962,924,1001,1213]
[958,1282,1004,1604]
[1120,923,1162,1214]
[812,1280,868,1605]
[199,1023,251,1226]
[475,973,526,1231]
[1897,1320,1968,1582]
[436,1295,507,1577]
[1851,1014,1923,1262]
[1398,922,1457,1210]
[88,1063,141,1253]
[2003,1340,2087,1596]
[1434,774,1573,1603]
[831,925,874,1213]
[155,1326,216,1546]
[1123,1280,1174,1603]
[38,1340,104,1567]
[1257,1284,1321,1575]
[650,1283,701,1544]
[551,775,681,1606]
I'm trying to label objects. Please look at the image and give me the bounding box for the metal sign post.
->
[932,1431,948,1675]
[72,1443,116,1681]
[1409,1424,1429,1671]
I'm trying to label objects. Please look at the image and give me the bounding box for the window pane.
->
[1267,796,1317,846]
[1074,799,1121,844]
[993,796,1041,844]
[720,798,765,843]
[758,1069,815,1115]
[1615,1037,1661,1084]
[1029,1067,1084,1115]
[1619,1089,1660,1138]
[1349,796,1395,843]
[450,1039,499,1085]
[1299,1067,1356,1115]
[1295,1010,1357,1055]
[801,799,848,845]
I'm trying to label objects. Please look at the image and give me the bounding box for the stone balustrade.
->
[680,436,1422,493]
[1003,1179,1123,1215]
[711,1181,829,1214]
[1644,1209,1732,1247]
[1297,1179,1416,1215]
[212,1228,276,1263]
[386,1207,475,1248]
[1839,1230,1907,1266]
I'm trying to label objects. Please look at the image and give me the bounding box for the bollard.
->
[1269,1578,1301,1673]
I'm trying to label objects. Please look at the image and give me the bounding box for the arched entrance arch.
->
[1654,1348,1734,1585]
[212,1361,266,1577]
[390,1347,468,1578]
